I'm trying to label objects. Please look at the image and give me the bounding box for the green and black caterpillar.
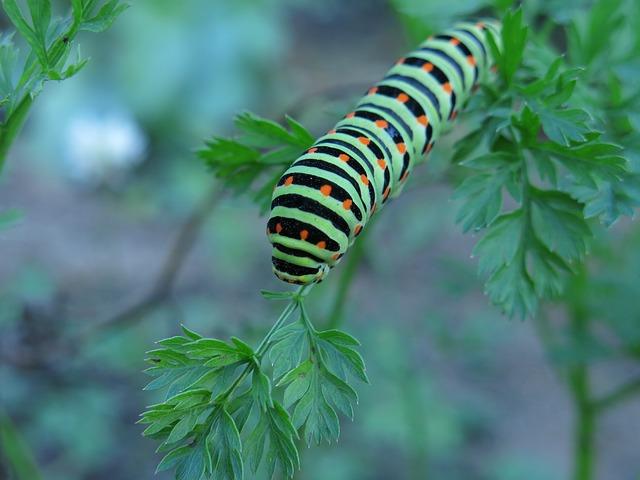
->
[267,20,501,284]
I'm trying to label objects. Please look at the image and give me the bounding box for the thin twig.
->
[324,217,375,330]
[594,376,640,412]
[78,186,223,340]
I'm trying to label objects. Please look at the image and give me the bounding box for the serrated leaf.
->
[530,189,591,262]
[244,402,299,479]
[80,0,129,33]
[260,289,297,300]
[156,446,191,473]
[535,106,591,145]
[473,210,524,277]
[496,8,528,86]
[235,112,302,148]
[285,114,314,147]
[454,169,508,232]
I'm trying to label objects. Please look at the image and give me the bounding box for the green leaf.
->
[568,175,640,226]
[26,0,51,39]
[495,8,528,86]
[454,167,508,232]
[260,289,297,301]
[536,138,627,184]
[474,210,524,277]
[80,0,129,33]
[269,320,310,380]
[275,314,366,445]
[530,189,591,263]
[534,105,591,145]
[235,112,307,149]
[244,402,299,479]
[285,114,314,148]
[484,251,538,318]
[1,0,46,65]
[175,444,206,480]
[252,368,273,410]
[156,446,191,474]
[206,409,243,480]
[198,112,313,208]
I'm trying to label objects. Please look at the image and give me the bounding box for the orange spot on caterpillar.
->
[339,153,350,162]
[320,184,332,196]
[375,120,389,128]
[371,203,377,215]
[284,176,294,186]
[343,199,353,210]
[422,62,434,72]
[383,186,391,199]
[316,241,326,249]
[426,143,434,153]
[450,38,460,46]
[467,55,476,66]
[401,171,410,182]
[443,83,453,94]
[358,137,371,145]
[308,147,318,153]
[360,174,370,185]
[346,112,355,118]
[397,143,407,153]
[328,129,337,134]
[354,224,363,236]
[477,21,485,28]
[331,253,340,261]
[368,87,378,95]
[377,159,387,169]
[396,57,405,65]
[417,115,428,126]
[276,223,283,233]
[397,93,409,103]
[300,230,309,240]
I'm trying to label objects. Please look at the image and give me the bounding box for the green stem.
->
[218,287,307,402]
[325,221,372,329]
[0,95,33,172]
[567,306,596,480]
[594,376,640,412]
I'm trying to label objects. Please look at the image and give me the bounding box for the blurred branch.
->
[325,224,370,330]
[594,376,640,412]
[79,186,223,338]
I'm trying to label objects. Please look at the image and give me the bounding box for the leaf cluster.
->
[198,112,314,213]
[140,298,367,480]
[0,0,127,116]
[452,8,636,317]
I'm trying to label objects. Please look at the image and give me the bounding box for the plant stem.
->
[0,95,33,172]
[567,305,596,480]
[325,220,372,329]
[219,288,306,402]
[594,376,640,412]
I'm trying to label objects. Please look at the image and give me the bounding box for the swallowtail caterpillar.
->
[267,21,501,285]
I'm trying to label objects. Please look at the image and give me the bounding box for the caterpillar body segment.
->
[267,21,501,285]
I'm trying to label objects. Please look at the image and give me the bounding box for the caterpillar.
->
[267,20,501,285]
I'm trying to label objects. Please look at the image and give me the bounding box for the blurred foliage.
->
[0,0,127,167]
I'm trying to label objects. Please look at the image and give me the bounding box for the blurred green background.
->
[1,1,639,479]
